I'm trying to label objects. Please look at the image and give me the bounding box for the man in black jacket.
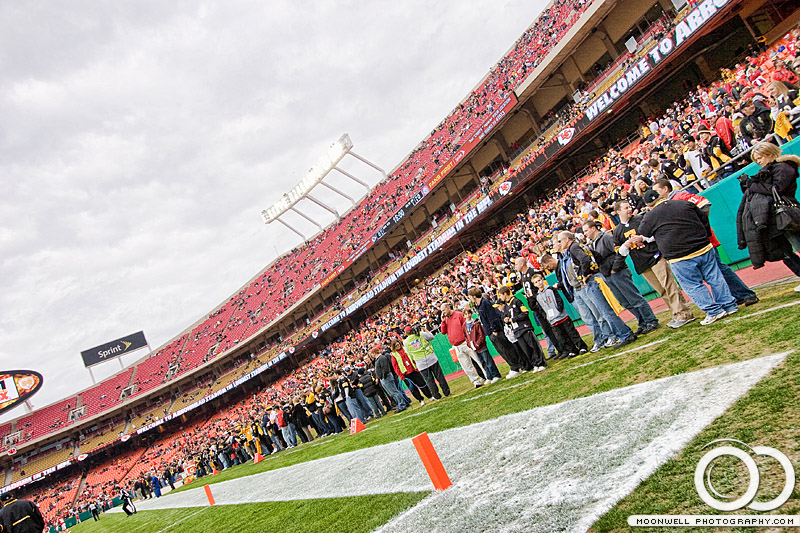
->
[582,220,659,335]
[636,190,737,325]
[738,98,773,146]
[497,286,546,372]
[613,200,695,328]
[375,347,409,413]
[0,492,45,532]
[468,287,524,378]
[357,367,385,419]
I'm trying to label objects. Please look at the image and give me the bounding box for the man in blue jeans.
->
[582,220,659,335]
[637,190,737,325]
[557,231,636,351]
[654,178,759,306]
[373,346,409,412]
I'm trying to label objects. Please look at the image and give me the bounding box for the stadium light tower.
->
[261,134,386,240]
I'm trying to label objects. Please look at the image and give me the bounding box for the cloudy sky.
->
[0,0,547,421]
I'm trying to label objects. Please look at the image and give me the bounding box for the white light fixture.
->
[262,134,354,224]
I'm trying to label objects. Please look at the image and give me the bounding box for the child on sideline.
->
[532,272,588,358]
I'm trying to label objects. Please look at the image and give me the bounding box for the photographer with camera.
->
[403,323,450,399]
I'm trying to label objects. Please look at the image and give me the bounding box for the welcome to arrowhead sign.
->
[0,371,43,416]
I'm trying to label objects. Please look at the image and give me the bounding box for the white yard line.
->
[153,507,207,533]
[460,380,528,402]
[729,300,800,321]
[388,406,440,422]
[565,338,670,371]
[128,352,788,530]
[129,520,154,531]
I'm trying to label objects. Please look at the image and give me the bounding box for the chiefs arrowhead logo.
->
[312,332,318,339]
[7,448,16,456]
[288,347,295,354]
[557,127,576,146]
[120,435,131,442]
[498,181,513,196]
[0,370,43,416]
[77,454,88,461]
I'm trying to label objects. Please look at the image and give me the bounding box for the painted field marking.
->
[462,338,671,402]
[130,520,154,531]
[153,507,207,533]
[389,407,440,423]
[729,300,800,321]
[565,338,670,371]
[461,381,528,402]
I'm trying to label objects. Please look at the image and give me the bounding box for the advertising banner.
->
[80,331,148,368]
[0,371,43,416]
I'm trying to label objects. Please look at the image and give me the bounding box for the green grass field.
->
[70,282,800,533]
[69,492,428,533]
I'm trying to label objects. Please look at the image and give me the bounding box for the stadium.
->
[2,0,799,531]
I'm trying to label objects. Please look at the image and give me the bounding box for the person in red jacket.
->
[465,314,502,382]
[388,339,431,405]
[770,58,799,85]
[439,303,486,388]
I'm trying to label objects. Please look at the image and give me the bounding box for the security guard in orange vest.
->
[0,492,44,533]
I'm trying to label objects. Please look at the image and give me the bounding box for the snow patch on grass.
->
[127,353,788,533]
[376,352,788,533]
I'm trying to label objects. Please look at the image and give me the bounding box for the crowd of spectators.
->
[9,12,800,528]
[1,0,602,456]
[16,25,800,528]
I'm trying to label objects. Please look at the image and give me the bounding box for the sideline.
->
[462,337,672,404]
[153,507,207,532]
[729,300,800,321]
[118,354,788,517]
[565,338,670,372]
[389,406,440,423]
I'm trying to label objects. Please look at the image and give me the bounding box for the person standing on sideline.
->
[558,231,636,350]
[89,500,100,521]
[738,141,800,290]
[404,324,450,399]
[374,345,409,413]
[636,190,738,325]
[614,199,695,328]
[515,257,559,358]
[468,286,524,378]
[582,220,659,335]
[464,313,502,382]
[0,492,45,532]
[531,271,588,358]
[653,177,759,306]
[389,338,432,405]
[151,473,163,498]
[497,286,546,372]
[440,302,486,388]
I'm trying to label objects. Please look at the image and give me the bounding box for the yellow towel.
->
[597,276,624,315]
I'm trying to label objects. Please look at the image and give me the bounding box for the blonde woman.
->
[737,142,800,291]
[766,80,800,122]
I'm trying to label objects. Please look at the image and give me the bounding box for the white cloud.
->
[0,0,548,419]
